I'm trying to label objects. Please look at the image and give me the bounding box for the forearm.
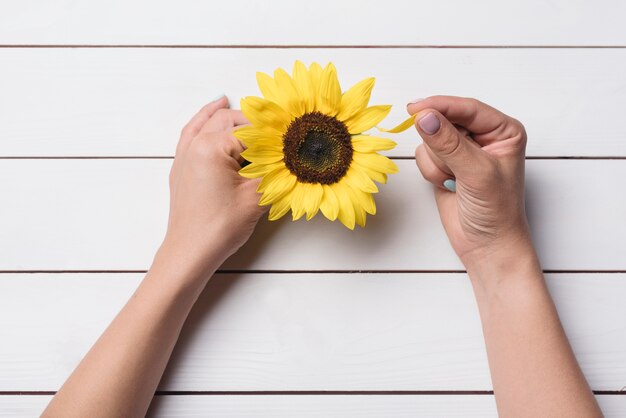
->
[42,243,224,418]
[465,242,602,418]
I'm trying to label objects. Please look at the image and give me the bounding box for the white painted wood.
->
[1,48,625,157]
[0,273,624,391]
[1,1,626,46]
[1,394,625,418]
[0,159,624,271]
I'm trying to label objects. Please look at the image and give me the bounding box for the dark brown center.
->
[282,112,352,184]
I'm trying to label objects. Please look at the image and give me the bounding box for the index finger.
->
[407,96,514,145]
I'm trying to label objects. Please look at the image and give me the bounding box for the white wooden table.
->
[1,1,626,416]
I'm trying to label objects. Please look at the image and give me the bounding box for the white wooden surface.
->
[1,48,626,157]
[1,1,625,417]
[2,0,626,45]
[1,160,625,271]
[1,395,626,418]
[1,273,625,391]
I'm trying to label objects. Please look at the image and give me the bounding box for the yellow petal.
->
[234,125,282,149]
[351,135,397,152]
[290,182,307,221]
[239,161,284,179]
[350,187,376,215]
[317,63,341,116]
[258,166,291,193]
[319,184,339,221]
[241,148,284,164]
[377,114,416,133]
[332,183,355,230]
[346,186,367,228]
[260,171,296,206]
[354,161,388,184]
[274,68,305,117]
[240,96,291,135]
[343,165,378,193]
[345,184,374,227]
[269,188,294,221]
[344,105,392,134]
[337,77,375,121]
[292,60,315,113]
[245,140,284,153]
[302,182,323,220]
[353,152,399,174]
[309,62,323,92]
[256,72,281,104]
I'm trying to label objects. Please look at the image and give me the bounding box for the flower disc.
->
[283,112,352,184]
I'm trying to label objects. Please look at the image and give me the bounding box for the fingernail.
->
[407,98,424,105]
[418,112,441,135]
[443,179,457,192]
[211,93,226,102]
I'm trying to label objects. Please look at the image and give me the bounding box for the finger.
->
[194,132,247,166]
[415,144,454,190]
[180,96,230,148]
[424,143,453,177]
[199,109,249,134]
[414,109,486,178]
[407,96,514,146]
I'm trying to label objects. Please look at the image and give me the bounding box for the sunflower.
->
[236,61,399,230]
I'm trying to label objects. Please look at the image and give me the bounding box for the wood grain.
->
[2,0,626,46]
[1,48,625,157]
[0,159,624,271]
[0,394,625,418]
[0,273,624,391]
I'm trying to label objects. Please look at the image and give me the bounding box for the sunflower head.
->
[236,61,399,230]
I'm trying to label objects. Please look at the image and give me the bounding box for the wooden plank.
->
[0,273,624,391]
[0,159,625,271]
[0,394,625,418]
[1,48,626,157]
[1,1,626,46]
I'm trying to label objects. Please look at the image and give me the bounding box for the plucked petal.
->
[377,114,416,133]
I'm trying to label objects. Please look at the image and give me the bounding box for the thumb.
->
[414,110,484,177]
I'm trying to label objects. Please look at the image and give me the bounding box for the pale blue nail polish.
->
[211,93,226,102]
[443,179,456,192]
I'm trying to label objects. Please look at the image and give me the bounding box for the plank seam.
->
[1,45,626,49]
[0,157,625,160]
[1,270,625,274]
[0,390,623,396]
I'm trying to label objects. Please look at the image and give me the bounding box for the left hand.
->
[161,96,266,276]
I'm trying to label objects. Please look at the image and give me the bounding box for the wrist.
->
[152,233,229,291]
[462,234,543,292]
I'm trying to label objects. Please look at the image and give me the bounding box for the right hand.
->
[408,96,531,266]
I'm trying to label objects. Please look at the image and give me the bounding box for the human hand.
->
[160,96,266,277]
[408,96,531,267]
